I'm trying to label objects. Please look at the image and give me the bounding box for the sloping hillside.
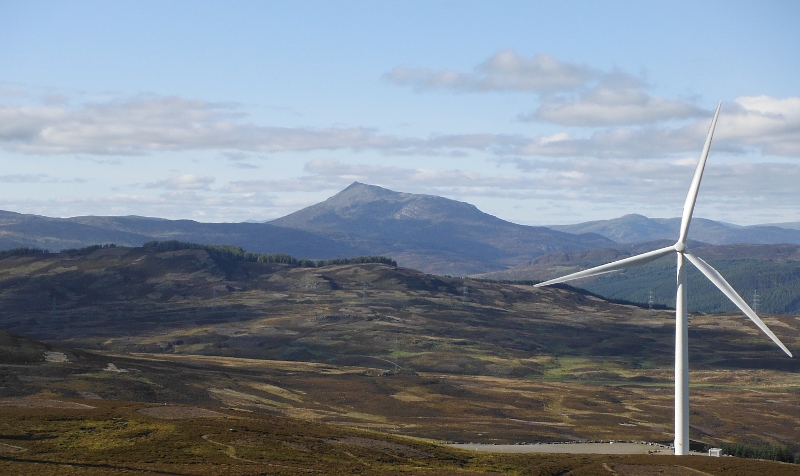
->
[1,243,797,372]
[2,244,799,455]
[477,242,800,314]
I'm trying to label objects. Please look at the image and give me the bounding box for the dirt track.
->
[449,442,682,455]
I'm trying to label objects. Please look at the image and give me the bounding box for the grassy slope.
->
[0,246,799,463]
[3,403,798,475]
[1,334,800,475]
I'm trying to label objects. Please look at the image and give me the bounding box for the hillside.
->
[550,213,800,245]
[1,244,799,458]
[2,243,797,369]
[477,242,800,314]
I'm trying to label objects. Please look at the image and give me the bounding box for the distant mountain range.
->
[550,214,800,245]
[3,182,800,277]
[0,183,612,275]
[0,209,364,261]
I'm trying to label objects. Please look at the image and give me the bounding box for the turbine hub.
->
[674,242,686,252]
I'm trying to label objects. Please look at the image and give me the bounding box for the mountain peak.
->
[273,182,490,230]
[329,182,404,206]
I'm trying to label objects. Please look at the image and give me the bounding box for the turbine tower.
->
[534,102,793,455]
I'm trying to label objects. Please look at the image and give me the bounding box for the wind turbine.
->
[534,102,793,455]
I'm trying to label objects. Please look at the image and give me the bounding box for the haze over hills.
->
[3,182,800,276]
[0,209,366,259]
[550,213,800,245]
[0,183,614,275]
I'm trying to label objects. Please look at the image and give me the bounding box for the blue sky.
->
[2,0,799,225]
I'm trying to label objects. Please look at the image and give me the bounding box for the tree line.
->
[0,242,397,268]
[141,240,396,268]
[721,442,800,464]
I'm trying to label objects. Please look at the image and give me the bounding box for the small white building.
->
[709,448,722,457]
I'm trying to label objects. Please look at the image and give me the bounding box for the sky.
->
[1,0,799,226]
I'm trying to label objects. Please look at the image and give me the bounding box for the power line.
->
[752,290,760,314]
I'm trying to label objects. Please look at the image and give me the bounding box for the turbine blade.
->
[678,102,722,244]
[684,253,793,357]
[534,245,675,287]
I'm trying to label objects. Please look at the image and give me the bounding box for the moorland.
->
[5,182,800,314]
[1,242,799,473]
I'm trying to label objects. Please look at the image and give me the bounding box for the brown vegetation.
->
[1,246,799,472]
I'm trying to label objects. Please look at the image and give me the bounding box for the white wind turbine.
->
[534,102,793,455]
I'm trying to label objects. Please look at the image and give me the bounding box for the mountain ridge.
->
[550,213,800,245]
[271,182,617,273]
[3,182,800,275]
[0,182,615,275]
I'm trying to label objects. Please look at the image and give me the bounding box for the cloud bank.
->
[386,50,710,127]
[384,51,599,93]
[0,96,407,155]
[1,92,799,162]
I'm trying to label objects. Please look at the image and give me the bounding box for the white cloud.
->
[716,96,800,156]
[303,158,534,191]
[0,191,282,222]
[498,156,800,212]
[516,125,698,158]
[514,96,800,159]
[526,79,707,126]
[0,173,86,184]
[0,173,49,183]
[385,50,599,93]
[230,162,259,170]
[221,178,335,194]
[2,91,799,166]
[0,96,412,155]
[387,52,708,127]
[145,174,216,191]
[0,94,528,157]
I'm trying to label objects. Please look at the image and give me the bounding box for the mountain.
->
[0,182,618,276]
[271,182,615,273]
[549,213,800,245]
[0,209,367,260]
[5,183,800,276]
[770,221,800,230]
[476,242,800,314]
